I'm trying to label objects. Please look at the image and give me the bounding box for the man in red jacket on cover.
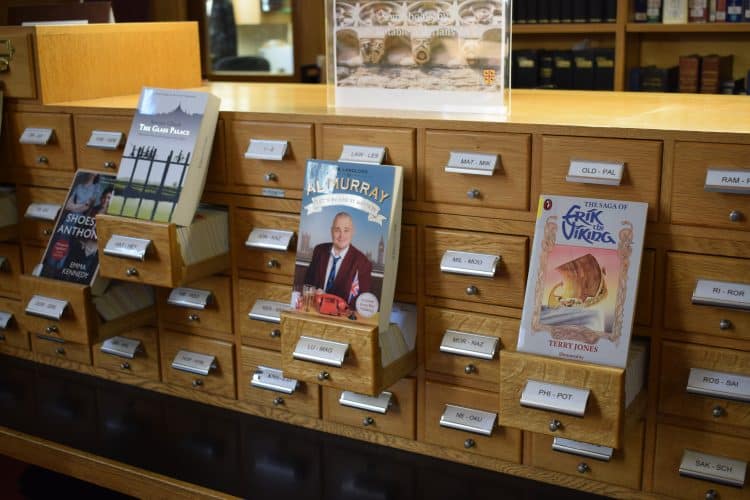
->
[305,211,372,306]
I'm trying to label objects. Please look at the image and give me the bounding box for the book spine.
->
[647,0,663,21]
[663,0,689,22]
[634,0,648,21]
[594,47,615,90]
[572,49,595,89]
[589,0,604,22]
[515,0,528,23]
[700,55,720,94]
[604,0,618,21]
[716,0,727,20]
[539,51,555,87]
[726,0,743,20]
[744,0,750,20]
[679,55,701,92]
[553,51,575,89]
[550,0,562,22]
[709,0,717,20]
[528,0,539,23]
[573,0,588,22]
[689,0,709,21]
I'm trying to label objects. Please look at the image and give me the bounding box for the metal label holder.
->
[103,234,152,261]
[439,250,500,278]
[339,145,386,164]
[704,169,750,194]
[339,390,393,414]
[244,139,288,161]
[679,449,747,488]
[248,300,291,324]
[520,379,591,417]
[292,336,349,367]
[687,367,750,403]
[251,365,299,394]
[444,151,498,176]
[25,295,68,321]
[100,336,142,359]
[0,311,13,330]
[171,350,218,376]
[24,203,60,221]
[245,228,295,251]
[566,159,624,186]
[552,437,614,462]
[439,404,497,436]
[692,279,750,311]
[167,287,213,310]
[86,130,123,150]
[439,330,498,360]
[19,127,54,145]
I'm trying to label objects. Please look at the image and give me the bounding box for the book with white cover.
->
[517,195,648,368]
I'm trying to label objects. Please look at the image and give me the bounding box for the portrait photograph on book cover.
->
[330,0,509,113]
[293,159,402,331]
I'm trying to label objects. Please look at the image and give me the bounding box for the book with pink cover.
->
[517,195,648,368]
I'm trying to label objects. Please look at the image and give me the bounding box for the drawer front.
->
[320,124,416,200]
[423,380,522,462]
[92,326,160,381]
[659,341,750,429]
[654,424,750,500]
[207,119,227,186]
[73,114,131,173]
[31,335,91,365]
[228,121,313,192]
[160,330,236,399]
[424,130,531,210]
[9,111,75,171]
[397,224,417,297]
[233,208,299,278]
[529,421,644,490]
[635,249,655,326]
[0,297,30,350]
[672,141,750,231]
[237,279,290,351]
[540,136,662,221]
[20,275,94,345]
[0,243,22,299]
[17,186,66,246]
[0,31,36,99]
[239,345,320,418]
[425,306,518,384]
[158,275,233,339]
[664,252,750,340]
[323,377,416,440]
[424,227,528,307]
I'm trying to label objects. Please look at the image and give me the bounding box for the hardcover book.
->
[39,170,116,286]
[292,159,403,334]
[107,87,220,227]
[663,0,689,23]
[517,195,648,368]
[727,0,743,20]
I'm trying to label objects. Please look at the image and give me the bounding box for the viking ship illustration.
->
[547,253,608,308]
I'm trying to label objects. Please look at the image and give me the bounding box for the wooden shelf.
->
[513,23,618,35]
[627,22,750,33]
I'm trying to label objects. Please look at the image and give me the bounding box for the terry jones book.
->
[517,195,648,368]
[292,159,403,334]
[39,170,116,286]
[106,87,220,226]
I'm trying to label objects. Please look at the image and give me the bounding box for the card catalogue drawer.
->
[659,341,750,429]
[635,249,655,327]
[323,377,416,440]
[157,275,233,340]
[424,227,528,308]
[319,124,417,201]
[0,243,22,299]
[237,278,290,351]
[396,224,417,297]
[233,208,299,279]
[540,136,662,221]
[0,29,36,99]
[424,306,518,384]
[8,111,74,171]
[423,130,531,210]
[160,329,236,399]
[239,345,320,418]
[16,186,66,246]
[92,326,160,381]
[671,141,750,231]
[0,297,30,351]
[423,380,522,462]
[31,334,91,365]
[73,114,131,173]
[664,252,750,340]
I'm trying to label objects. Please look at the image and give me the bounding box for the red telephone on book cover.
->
[316,293,349,316]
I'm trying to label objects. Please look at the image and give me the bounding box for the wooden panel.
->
[499,351,625,448]
[634,249,655,327]
[423,130,531,210]
[73,113,130,173]
[8,111,74,171]
[227,121,313,193]
[424,227,528,308]
[31,335,91,365]
[424,306,518,384]
[653,424,750,500]
[320,124,417,201]
[323,377,416,440]
[671,141,750,231]
[16,186,66,247]
[236,279,290,351]
[232,208,298,278]
[540,136,662,221]
[0,242,22,299]
[423,380,522,462]
[157,275,233,339]
[0,29,36,99]
[207,119,227,187]
[528,420,645,490]
[664,252,750,340]
[659,341,750,430]
[159,329,236,399]
[396,224,417,297]
[92,326,160,381]
[238,345,320,418]
[0,297,30,350]
[21,244,43,275]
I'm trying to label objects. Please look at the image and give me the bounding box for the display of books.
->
[38,170,116,286]
[517,195,648,368]
[107,87,220,227]
[327,0,510,114]
[291,159,403,335]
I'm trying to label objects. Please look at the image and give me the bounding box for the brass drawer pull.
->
[464,438,475,449]
[37,155,49,164]
[549,419,562,432]
[192,379,203,387]
[465,285,478,296]
[466,188,481,199]
[464,364,476,374]
[45,325,58,334]
[55,347,65,355]
[362,416,374,426]
[712,405,726,418]
[265,172,278,182]
[267,259,279,268]
[120,362,131,370]
[273,396,285,406]
[126,267,138,277]
[577,463,590,474]
[188,313,200,322]
[719,319,732,330]
[729,210,743,222]
[317,371,330,381]
[270,329,281,338]
[104,161,117,169]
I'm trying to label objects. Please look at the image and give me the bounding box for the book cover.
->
[107,87,220,226]
[292,159,403,334]
[517,195,648,368]
[39,170,116,286]
[679,54,701,92]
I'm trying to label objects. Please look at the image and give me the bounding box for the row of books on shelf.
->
[636,0,750,23]
[513,48,615,90]
[514,0,618,24]
[630,54,750,94]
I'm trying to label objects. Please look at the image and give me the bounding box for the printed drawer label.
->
[440,330,498,360]
[440,250,500,278]
[248,300,291,324]
[19,127,53,145]
[244,139,288,161]
[251,365,298,394]
[704,169,750,194]
[566,159,624,186]
[25,295,68,320]
[687,368,750,403]
[103,235,152,261]
[339,390,393,414]
[692,279,750,311]
[171,350,217,376]
[444,151,498,176]
[339,145,385,165]
[245,228,295,251]
[521,379,590,417]
[24,203,60,221]
[679,449,747,487]
[552,437,613,461]
[439,404,497,436]
[86,130,123,150]
[167,287,213,310]
[100,336,142,359]
[292,336,348,367]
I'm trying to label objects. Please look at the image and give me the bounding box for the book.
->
[538,0,552,22]
[572,0,588,22]
[589,0,605,22]
[727,0,743,20]
[715,0,727,20]
[539,50,555,88]
[640,65,679,91]
[744,0,750,20]
[593,47,615,90]
[553,50,575,89]
[647,0,663,21]
[679,54,702,92]
[38,170,116,286]
[604,0,618,21]
[689,0,710,21]
[513,50,540,88]
[292,159,403,335]
[517,195,648,368]
[561,0,574,22]
[634,0,649,21]
[572,49,595,90]
[107,87,220,227]
[700,54,733,93]
[663,0,689,23]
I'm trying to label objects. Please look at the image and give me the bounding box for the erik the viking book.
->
[107,87,220,226]
[517,195,648,368]
[292,159,403,334]
[39,170,116,286]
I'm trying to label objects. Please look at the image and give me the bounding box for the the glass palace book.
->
[106,87,220,226]
[517,195,648,368]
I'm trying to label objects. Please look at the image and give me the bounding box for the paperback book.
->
[292,159,403,334]
[107,87,220,226]
[517,195,648,368]
[39,170,116,286]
